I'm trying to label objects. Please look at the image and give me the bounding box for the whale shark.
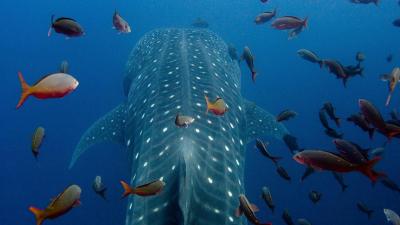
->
[69,28,289,225]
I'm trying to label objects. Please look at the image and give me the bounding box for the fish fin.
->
[359,157,385,183]
[235,207,243,217]
[386,93,392,106]
[68,103,127,169]
[73,199,81,207]
[310,164,323,171]
[272,8,277,16]
[250,203,259,212]
[16,72,32,109]
[204,95,210,113]
[368,128,375,140]
[380,74,390,81]
[271,156,282,164]
[367,210,374,219]
[342,184,349,192]
[120,180,134,198]
[335,118,341,127]
[303,17,308,28]
[48,15,54,37]
[342,77,348,88]
[29,206,45,225]
[244,99,289,144]
[252,71,257,83]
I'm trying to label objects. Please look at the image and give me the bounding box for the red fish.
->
[271,16,307,30]
[16,72,79,109]
[120,180,165,198]
[113,10,131,34]
[29,185,81,225]
[358,99,386,130]
[293,150,385,183]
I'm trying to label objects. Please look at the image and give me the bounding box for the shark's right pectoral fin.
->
[243,99,289,144]
[69,103,127,169]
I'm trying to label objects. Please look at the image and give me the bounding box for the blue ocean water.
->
[1,0,399,225]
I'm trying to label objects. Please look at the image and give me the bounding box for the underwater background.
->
[1,0,399,225]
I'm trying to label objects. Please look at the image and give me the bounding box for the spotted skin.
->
[69,28,288,225]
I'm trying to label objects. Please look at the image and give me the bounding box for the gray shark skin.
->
[69,28,288,225]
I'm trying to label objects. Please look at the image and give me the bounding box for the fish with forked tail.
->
[293,150,385,183]
[29,185,81,225]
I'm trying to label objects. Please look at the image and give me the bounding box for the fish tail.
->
[335,117,341,127]
[342,77,348,88]
[385,93,392,107]
[303,16,308,28]
[48,15,54,37]
[251,70,257,83]
[120,180,134,198]
[318,60,323,68]
[367,210,374,219]
[271,156,282,164]
[258,222,272,225]
[273,8,277,16]
[359,157,385,183]
[29,206,45,225]
[204,95,210,114]
[368,128,375,140]
[16,72,31,109]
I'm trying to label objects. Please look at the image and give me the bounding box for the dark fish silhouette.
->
[228,44,239,61]
[380,177,400,193]
[192,18,209,28]
[255,139,282,164]
[347,113,374,139]
[323,102,341,127]
[332,172,349,192]
[324,128,343,139]
[92,176,107,200]
[308,190,322,204]
[357,202,374,219]
[283,134,299,154]
[333,139,368,164]
[261,186,275,213]
[48,15,84,37]
[301,167,315,182]
[276,165,291,182]
[319,109,332,130]
[282,209,295,225]
[276,109,297,122]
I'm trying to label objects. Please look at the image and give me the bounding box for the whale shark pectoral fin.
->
[243,99,289,144]
[69,103,127,169]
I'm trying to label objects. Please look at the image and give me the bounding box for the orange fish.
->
[29,185,81,225]
[120,180,165,198]
[16,72,79,109]
[205,95,228,116]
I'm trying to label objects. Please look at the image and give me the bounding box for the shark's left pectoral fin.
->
[69,103,127,169]
[243,99,289,144]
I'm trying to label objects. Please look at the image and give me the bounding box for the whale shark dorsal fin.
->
[69,103,127,169]
[243,99,289,143]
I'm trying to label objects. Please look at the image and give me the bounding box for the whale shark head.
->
[69,28,289,225]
